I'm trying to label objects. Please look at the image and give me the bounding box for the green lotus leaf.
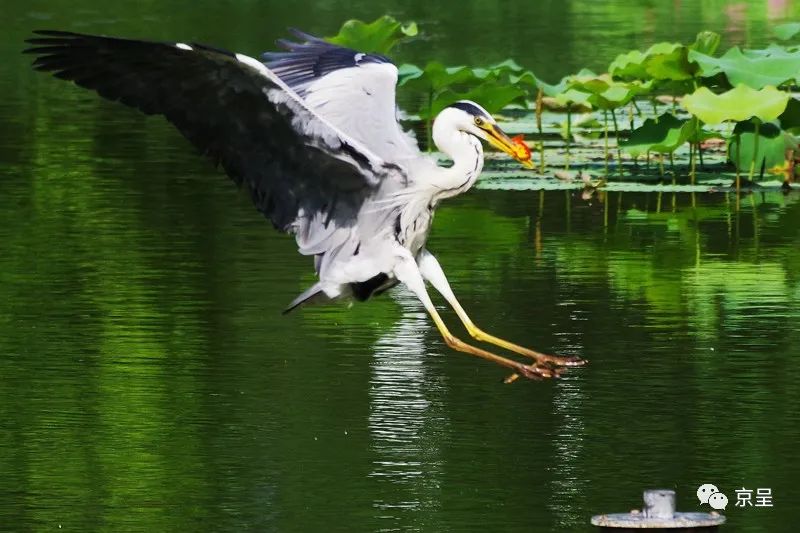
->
[610,42,699,81]
[567,76,652,109]
[778,97,800,132]
[619,113,695,157]
[774,22,800,41]
[553,88,593,107]
[488,59,526,73]
[428,83,527,119]
[609,50,649,80]
[690,46,800,89]
[689,31,721,56]
[643,43,697,80]
[535,69,597,98]
[728,121,795,177]
[742,43,800,59]
[327,15,418,54]
[682,85,790,124]
[397,62,476,91]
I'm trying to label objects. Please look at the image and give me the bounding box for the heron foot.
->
[503,353,587,384]
[535,353,587,367]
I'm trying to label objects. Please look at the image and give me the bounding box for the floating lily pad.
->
[690,45,800,89]
[682,85,790,124]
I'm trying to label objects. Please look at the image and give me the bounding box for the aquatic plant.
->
[327,17,800,187]
[326,15,418,54]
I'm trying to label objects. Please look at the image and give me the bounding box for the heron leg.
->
[393,255,557,381]
[416,250,586,370]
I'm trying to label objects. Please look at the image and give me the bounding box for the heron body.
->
[26,29,584,380]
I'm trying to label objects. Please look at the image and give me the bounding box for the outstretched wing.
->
[25,30,406,232]
[263,31,420,161]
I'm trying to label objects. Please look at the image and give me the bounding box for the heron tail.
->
[282,283,326,314]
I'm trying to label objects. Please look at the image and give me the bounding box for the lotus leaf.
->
[619,113,695,157]
[690,46,800,89]
[568,75,652,109]
[609,50,649,80]
[778,97,800,132]
[689,31,721,56]
[682,85,790,124]
[728,121,795,177]
[327,15,418,54]
[774,22,800,41]
[742,43,800,59]
[427,83,527,119]
[398,62,476,91]
[643,43,697,80]
[610,42,697,81]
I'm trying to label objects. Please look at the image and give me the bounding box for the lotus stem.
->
[540,141,545,174]
[690,141,696,185]
[537,89,544,174]
[611,109,623,177]
[736,133,742,192]
[536,88,544,134]
[650,97,659,118]
[748,121,760,181]
[566,105,572,171]
[659,153,664,177]
[669,152,675,179]
[698,140,705,169]
[603,110,609,176]
[629,102,635,130]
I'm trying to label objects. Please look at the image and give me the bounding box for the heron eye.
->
[474,116,484,126]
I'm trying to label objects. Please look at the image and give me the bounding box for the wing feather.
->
[24,30,405,232]
[263,32,420,161]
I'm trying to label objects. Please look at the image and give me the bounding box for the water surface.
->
[2,1,800,531]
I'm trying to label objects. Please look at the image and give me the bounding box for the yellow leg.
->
[394,253,558,381]
[424,300,559,381]
[448,297,585,368]
[416,250,586,370]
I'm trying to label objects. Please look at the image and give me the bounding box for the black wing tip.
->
[287,28,324,43]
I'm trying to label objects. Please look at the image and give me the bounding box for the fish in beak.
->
[482,123,534,169]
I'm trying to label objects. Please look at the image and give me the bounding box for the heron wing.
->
[263,31,421,161]
[25,30,406,232]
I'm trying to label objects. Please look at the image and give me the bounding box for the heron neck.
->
[432,127,484,195]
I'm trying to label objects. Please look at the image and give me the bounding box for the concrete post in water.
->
[642,489,675,519]
[591,489,726,530]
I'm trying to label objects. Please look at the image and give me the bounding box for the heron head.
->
[443,100,534,169]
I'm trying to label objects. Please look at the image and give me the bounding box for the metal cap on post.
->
[643,489,675,519]
[591,489,726,530]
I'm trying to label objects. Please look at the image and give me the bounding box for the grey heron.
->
[25,29,585,381]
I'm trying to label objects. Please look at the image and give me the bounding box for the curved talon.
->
[538,354,588,367]
[504,356,585,383]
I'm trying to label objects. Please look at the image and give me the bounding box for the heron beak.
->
[483,124,534,169]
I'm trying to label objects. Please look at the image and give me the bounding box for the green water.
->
[2,1,800,531]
